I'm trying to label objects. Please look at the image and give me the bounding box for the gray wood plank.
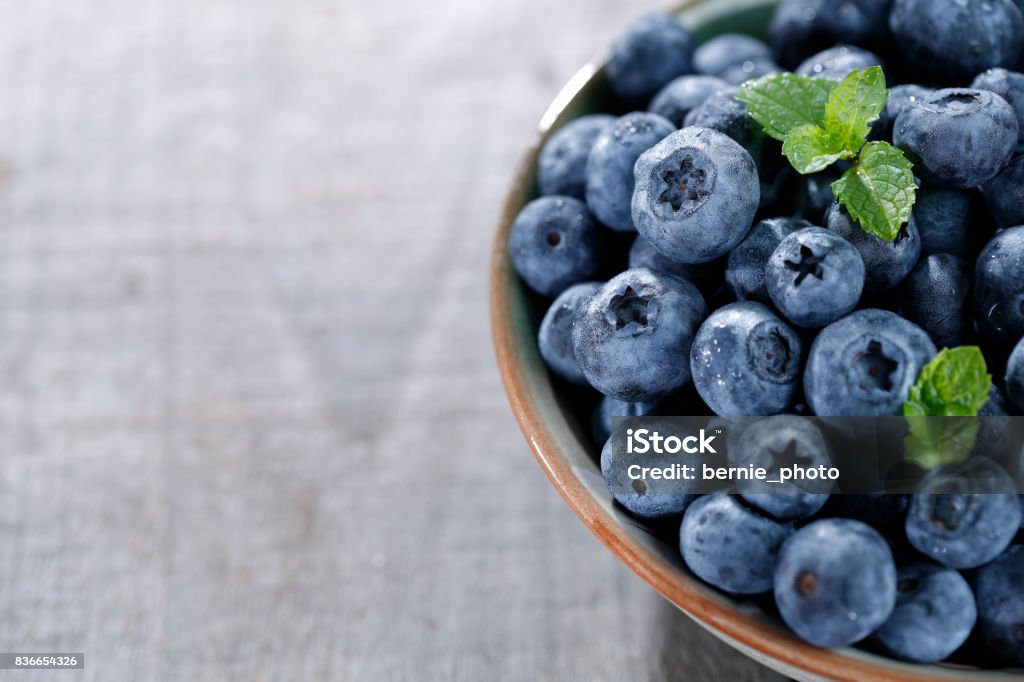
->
[0,0,789,679]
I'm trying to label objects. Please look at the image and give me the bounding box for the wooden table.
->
[0,0,786,678]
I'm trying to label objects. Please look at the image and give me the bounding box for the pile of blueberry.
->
[507,0,1024,668]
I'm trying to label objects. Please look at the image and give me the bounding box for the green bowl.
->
[490,0,1023,680]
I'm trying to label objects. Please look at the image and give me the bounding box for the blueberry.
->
[766,227,865,328]
[729,416,832,520]
[981,384,1013,416]
[600,431,698,519]
[508,196,604,297]
[875,84,934,141]
[984,154,1024,229]
[628,234,712,282]
[974,545,1024,666]
[826,202,920,291]
[897,254,972,348]
[800,164,848,224]
[586,112,675,232]
[718,57,782,85]
[815,0,893,48]
[873,562,977,663]
[683,86,763,155]
[690,302,803,416]
[632,127,759,265]
[895,89,1018,189]
[828,494,910,531]
[705,282,739,312]
[606,13,695,103]
[538,115,616,199]
[537,282,602,385]
[913,185,985,258]
[693,33,773,77]
[726,217,811,302]
[572,268,708,401]
[648,75,729,128]
[680,493,794,595]
[774,518,897,647]
[1005,335,1024,412]
[886,84,935,119]
[905,459,1021,569]
[795,45,883,81]
[591,395,662,444]
[767,0,832,69]
[975,385,1017,460]
[755,145,796,213]
[804,309,937,416]
[890,0,1024,81]
[974,225,1024,341]
[972,68,1024,148]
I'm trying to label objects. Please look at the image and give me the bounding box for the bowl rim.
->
[488,2,1023,680]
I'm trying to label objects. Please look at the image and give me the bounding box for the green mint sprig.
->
[903,347,992,417]
[902,347,992,470]
[738,66,917,242]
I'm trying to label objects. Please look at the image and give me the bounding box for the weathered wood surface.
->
[0,0,788,679]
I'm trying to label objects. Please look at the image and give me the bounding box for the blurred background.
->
[0,0,784,679]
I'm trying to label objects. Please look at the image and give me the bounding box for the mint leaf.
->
[823,66,887,153]
[737,72,836,142]
[902,347,991,470]
[831,141,916,241]
[740,69,919,243]
[903,347,992,417]
[903,416,980,470]
[781,124,846,174]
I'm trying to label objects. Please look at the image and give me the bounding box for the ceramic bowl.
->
[490,0,1023,679]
